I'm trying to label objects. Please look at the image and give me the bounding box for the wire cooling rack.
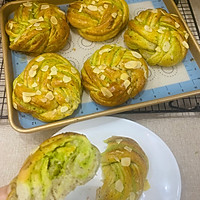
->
[0,0,200,119]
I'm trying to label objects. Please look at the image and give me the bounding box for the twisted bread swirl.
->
[12,53,82,122]
[66,0,129,41]
[124,8,189,67]
[5,2,70,55]
[81,45,148,106]
[96,136,149,200]
[7,132,101,200]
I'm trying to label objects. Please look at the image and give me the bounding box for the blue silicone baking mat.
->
[10,0,200,128]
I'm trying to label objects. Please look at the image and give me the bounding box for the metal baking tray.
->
[1,0,200,133]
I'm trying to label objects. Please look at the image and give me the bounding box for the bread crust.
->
[124,8,189,67]
[5,2,70,55]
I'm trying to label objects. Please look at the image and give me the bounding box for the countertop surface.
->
[0,0,200,200]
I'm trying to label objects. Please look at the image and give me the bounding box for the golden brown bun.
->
[12,53,82,122]
[7,132,101,200]
[96,136,149,200]
[5,2,70,55]
[124,8,189,67]
[66,0,129,41]
[81,45,148,106]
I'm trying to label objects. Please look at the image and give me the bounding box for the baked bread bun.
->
[96,136,149,200]
[66,0,129,41]
[5,2,70,55]
[12,53,82,122]
[7,132,101,200]
[124,8,189,67]
[81,45,148,106]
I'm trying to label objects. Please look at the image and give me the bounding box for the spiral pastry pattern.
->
[124,8,189,67]
[5,2,70,55]
[12,53,82,122]
[81,45,148,106]
[96,136,149,200]
[66,0,129,41]
[7,132,101,200]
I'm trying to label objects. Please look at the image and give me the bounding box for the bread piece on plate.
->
[124,8,189,67]
[81,44,148,106]
[5,2,70,55]
[7,132,101,200]
[96,136,149,200]
[12,53,82,122]
[66,0,129,41]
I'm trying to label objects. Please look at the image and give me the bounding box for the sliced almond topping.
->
[38,16,44,21]
[63,75,71,83]
[35,90,42,95]
[23,95,31,103]
[155,46,161,52]
[115,180,124,192]
[65,97,70,103]
[60,106,68,113]
[116,138,123,144]
[120,73,129,81]
[123,80,131,89]
[184,32,189,40]
[41,98,47,103]
[31,82,38,88]
[103,4,108,9]
[127,87,132,95]
[78,4,84,12]
[99,65,107,70]
[45,91,54,100]
[91,0,96,4]
[29,69,37,78]
[171,54,174,60]
[93,68,101,74]
[113,155,120,162]
[182,41,189,49]
[36,27,42,31]
[41,4,50,10]
[22,92,36,97]
[129,192,136,200]
[171,13,178,17]
[36,56,45,62]
[99,48,111,55]
[50,66,58,76]
[162,41,170,52]
[144,25,152,32]
[28,19,39,23]
[8,22,14,30]
[136,17,143,23]
[23,2,32,7]
[47,84,53,91]
[14,35,20,43]
[111,12,117,18]
[101,87,113,98]
[124,146,132,152]
[125,61,141,69]
[175,22,180,28]
[50,16,58,25]
[17,83,22,86]
[71,67,77,74]
[151,9,158,13]
[98,6,104,13]
[121,157,131,166]
[100,74,105,80]
[31,65,39,70]
[131,51,142,58]
[87,5,98,11]
[41,65,49,72]
[33,23,40,27]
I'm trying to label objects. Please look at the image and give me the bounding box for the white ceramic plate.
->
[54,116,181,200]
